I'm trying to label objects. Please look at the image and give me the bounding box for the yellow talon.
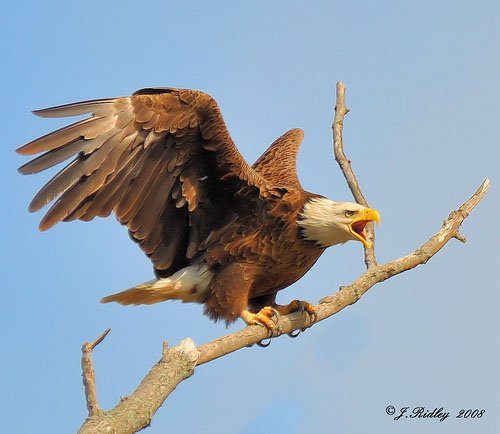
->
[241,307,277,330]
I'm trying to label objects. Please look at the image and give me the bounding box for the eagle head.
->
[298,197,380,248]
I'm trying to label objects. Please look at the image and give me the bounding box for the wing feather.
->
[17,117,114,155]
[38,139,124,230]
[19,138,96,175]
[132,173,176,240]
[115,142,168,220]
[29,132,116,214]
[252,128,304,189]
[82,146,143,219]
[18,87,278,274]
[150,212,188,269]
[32,98,117,118]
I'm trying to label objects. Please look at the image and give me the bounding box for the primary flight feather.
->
[17,87,380,327]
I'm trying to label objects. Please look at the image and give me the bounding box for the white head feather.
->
[297,197,373,247]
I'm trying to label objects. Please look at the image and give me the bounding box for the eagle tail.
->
[100,264,213,306]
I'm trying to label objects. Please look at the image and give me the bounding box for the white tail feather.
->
[101,263,213,305]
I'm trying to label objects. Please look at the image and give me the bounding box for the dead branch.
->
[333,81,377,268]
[81,328,110,418]
[79,339,198,434]
[76,84,490,433]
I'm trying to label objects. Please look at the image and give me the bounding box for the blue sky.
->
[2,1,499,433]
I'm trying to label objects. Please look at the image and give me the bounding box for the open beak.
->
[349,208,380,248]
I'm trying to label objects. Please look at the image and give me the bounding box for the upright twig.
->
[333,81,377,269]
[81,328,111,417]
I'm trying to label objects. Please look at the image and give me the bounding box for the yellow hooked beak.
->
[349,208,380,248]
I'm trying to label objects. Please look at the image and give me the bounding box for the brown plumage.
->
[18,87,380,327]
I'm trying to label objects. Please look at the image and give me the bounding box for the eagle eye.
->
[344,210,355,218]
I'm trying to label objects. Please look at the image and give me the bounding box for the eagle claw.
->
[241,307,279,332]
[256,339,272,347]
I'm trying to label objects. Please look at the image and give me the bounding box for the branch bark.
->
[76,83,490,433]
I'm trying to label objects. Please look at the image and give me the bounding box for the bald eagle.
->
[17,88,379,328]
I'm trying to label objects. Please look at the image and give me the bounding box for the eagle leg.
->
[241,306,278,331]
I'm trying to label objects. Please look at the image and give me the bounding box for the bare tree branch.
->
[81,328,111,418]
[333,81,377,269]
[79,338,198,434]
[75,83,490,433]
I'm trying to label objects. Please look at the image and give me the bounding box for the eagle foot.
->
[241,307,278,333]
[274,300,317,323]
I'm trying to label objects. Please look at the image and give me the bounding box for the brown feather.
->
[150,209,188,270]
[114,143,168,220]
[79,146,143,219]
[17,117,113,155]
[18,138,92,175]
[130,171,175,240]
[29,134,115,214]
[32,98,117,118]
[252,128,304,189]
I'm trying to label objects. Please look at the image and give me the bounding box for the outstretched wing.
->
[252,128,304,189]
[17,88,275,275]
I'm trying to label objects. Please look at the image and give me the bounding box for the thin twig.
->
[81,328,111,417]
[332,81,377,269]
